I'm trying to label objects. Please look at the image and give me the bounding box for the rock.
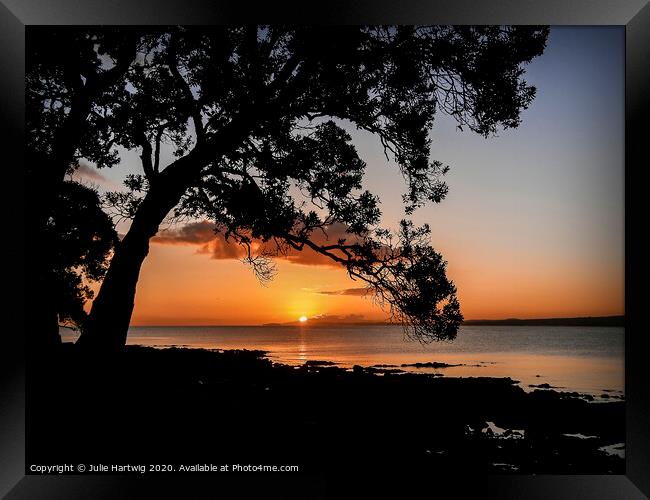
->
[400,361,462,368]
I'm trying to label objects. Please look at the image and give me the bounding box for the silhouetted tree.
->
[26,28,141,348]
[29,26,549,350]
[46,182,119,329]
[26,28,140,188]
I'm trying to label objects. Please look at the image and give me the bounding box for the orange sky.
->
[126,235,624,326]
[132,243,378,325]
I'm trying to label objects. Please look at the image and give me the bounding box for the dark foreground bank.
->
[27,345,624,475]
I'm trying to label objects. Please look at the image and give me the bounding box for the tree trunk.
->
[76,178,186,350]
[76,118,251,350]
[27,36,138,353]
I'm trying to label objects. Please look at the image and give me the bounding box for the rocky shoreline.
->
[28,345,625,474]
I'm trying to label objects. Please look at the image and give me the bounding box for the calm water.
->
[61,325,624,397]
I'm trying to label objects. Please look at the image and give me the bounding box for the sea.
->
[61,325,624,398]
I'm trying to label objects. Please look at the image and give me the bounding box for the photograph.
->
[23,24,629,478]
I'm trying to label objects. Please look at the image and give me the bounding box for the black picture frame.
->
[2,1,648,498]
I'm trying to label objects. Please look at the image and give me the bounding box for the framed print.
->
[2,1,649,498]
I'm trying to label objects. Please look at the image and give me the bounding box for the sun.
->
[298,315,308,323]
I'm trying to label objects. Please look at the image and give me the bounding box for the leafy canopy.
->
[30,26,549,341]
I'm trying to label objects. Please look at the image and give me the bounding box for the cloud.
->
[153,221,247,260]
[308,313,368,323]
[152,220,363,267]
[277,222,361,267]
[70,161,114,187]
[196,237,249,260]
[153,221,218,245]
[263,313,378,326]
[316,287,370,296]
[281,249,337,267]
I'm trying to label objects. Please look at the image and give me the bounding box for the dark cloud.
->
[153,221,218,245]
[152,220,362,267]
[196,237,249,260]
[153,221,246,260]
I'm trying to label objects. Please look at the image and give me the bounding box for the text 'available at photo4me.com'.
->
[29,463,301,474]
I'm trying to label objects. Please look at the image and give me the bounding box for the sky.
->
[74,26,625,325]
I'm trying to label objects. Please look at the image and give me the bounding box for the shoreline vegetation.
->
[30,344,624,474]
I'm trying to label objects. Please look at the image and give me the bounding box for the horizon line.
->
[112,314,625,328]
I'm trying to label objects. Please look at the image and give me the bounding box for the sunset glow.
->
[75,27,623,328]
[299,316,308,323]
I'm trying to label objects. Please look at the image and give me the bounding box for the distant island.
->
[463,315,624,327]
[264,315,625,328]
[262,319,391,327]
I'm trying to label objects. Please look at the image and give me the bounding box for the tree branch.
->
[167,34,205,145]
[51,34,139,182]
[136,131,155,180]
[153,124,166,173]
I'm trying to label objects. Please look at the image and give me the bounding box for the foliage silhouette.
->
[27,26,549,350]
[45,182,119,329]
[26,27,140,348]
